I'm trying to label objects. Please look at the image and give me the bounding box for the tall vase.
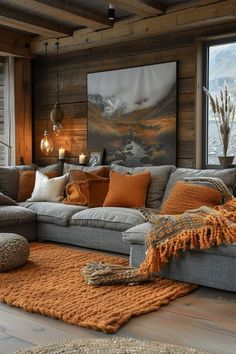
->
[220,124,230,157]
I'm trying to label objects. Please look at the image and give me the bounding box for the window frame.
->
[202,37,236,168]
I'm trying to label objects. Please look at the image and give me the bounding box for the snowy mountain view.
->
[207,42,236,164]
[87,62,177,166]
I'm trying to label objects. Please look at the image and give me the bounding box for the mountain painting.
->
[87,62,177,166]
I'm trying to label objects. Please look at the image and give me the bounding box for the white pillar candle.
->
[79,152,86,164]
[59,147,65,159]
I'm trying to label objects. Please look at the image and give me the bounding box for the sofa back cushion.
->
[38,163,60,173]
[103,170,151,208]
[162,167,236,203]
[160,181,223,214]
[63,163,109,175]
[0,164,37,200]
[111,164,174,210]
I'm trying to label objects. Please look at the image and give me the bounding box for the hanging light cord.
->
[44,41,49,130]
[44,42,48,90]
[56,40,59,103]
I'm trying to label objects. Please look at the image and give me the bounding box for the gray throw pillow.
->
[0,192,18,205]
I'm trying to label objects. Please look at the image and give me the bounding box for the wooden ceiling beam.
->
[0,28,31,57]
[0,43,31,57]
[0,5,73,36]
[9,0,111,29]
[31,0,236,55]
[106,0,165,17]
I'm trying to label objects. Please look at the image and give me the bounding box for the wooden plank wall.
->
[15,58,32,165]
[32,22,236,167]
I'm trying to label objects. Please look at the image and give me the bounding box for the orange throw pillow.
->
[17,170,60,202]
[103,170,151,208]
[64,181,89,206]
[70,167,110,181]
[160,181,222,215]
[63,173,109,207]
[87,178,110,207]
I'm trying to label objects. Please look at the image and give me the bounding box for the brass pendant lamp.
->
[40,42,53,155]
[50,40,64,136]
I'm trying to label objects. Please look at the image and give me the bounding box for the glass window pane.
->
[0,61,5,166]
[206,42,236,165]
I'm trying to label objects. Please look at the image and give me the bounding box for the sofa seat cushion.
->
[123,222,236,257]
[70,207,146,231]
[20,202,87,226]
[0,206,36,227]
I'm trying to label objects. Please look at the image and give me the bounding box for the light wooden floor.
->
[0,246,236,354]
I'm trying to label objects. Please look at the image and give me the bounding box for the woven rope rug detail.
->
[0,243,196,333]
[13,337,214,354]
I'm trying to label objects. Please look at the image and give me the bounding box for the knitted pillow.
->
[160,181,223,215]
[103,170,151,208]
[17,170,60,202]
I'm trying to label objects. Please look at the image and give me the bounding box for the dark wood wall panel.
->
[33,22,235,167]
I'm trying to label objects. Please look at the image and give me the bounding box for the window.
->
[0,57,14,166]
[203,40,236,166]
[0,59,5,165]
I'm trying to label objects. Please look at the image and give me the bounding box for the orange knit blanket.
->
[138,198,236,276]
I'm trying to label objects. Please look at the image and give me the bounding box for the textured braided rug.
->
[0,243,196,333]
[13,337,213,354]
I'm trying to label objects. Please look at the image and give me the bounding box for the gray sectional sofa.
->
[0,162,236,292]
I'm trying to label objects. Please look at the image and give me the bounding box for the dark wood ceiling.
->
[0,0,189,37]
[0,0,235,57]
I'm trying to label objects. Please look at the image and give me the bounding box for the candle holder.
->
[58,158,65,175]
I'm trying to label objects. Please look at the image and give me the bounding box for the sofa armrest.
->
[122,222,154,244]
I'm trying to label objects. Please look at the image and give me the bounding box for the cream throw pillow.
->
[27,171,68,202]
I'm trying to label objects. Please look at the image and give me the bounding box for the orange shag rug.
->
[0,243,196,333]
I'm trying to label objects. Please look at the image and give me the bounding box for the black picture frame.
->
[88,150,103,166]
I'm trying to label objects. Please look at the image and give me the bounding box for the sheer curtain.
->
[0,57,15,166]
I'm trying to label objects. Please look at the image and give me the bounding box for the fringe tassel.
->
[138,209,236,276]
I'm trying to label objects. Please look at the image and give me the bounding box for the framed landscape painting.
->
[87,62,177,166]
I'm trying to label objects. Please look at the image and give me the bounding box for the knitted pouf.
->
[13,337,212,354]
[0,233,29,272]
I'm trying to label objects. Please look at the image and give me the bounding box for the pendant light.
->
[40,42,53,155]
[40,130,53,155]
[50,40,64,136]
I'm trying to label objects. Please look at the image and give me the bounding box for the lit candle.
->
[79,152,86,164]
[59,147,65,159]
